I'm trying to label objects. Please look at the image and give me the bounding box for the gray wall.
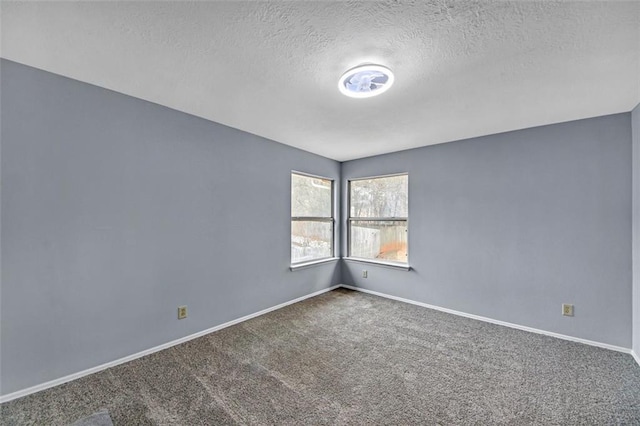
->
[341,114,632,348]
[633,103,640,357]
[0,59,341,396]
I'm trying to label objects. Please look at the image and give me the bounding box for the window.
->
[348,174,408,264]
[291,172,334,264]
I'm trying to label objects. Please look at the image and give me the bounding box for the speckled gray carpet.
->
[1,288,639,425]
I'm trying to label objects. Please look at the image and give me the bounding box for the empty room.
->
[1,1,639,424]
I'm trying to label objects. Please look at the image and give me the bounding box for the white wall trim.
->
[340,285,632,354]
[0,285,341,404]
[632,350,640,367]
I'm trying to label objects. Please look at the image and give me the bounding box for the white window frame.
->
[347,173,409,269]
[290,171,337,269]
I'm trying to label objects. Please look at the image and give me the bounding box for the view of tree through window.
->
[349,174,408,263]
[291,173,333,264]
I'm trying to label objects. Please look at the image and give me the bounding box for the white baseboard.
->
[632,350,640,367]
[0,285,341,404]
[339,285,632,354]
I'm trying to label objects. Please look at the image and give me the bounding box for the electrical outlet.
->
[362,270,368,278]
[562,304,574,317]
[178,305,188,320]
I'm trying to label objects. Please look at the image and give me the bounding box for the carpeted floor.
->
[1,288,639,425]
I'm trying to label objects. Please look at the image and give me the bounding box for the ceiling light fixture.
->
[338,64,395,98]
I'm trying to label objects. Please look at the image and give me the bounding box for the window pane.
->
[291,221,333,263]
[350,175,408,218]
[350,220,407,263]
[292,174,332,217]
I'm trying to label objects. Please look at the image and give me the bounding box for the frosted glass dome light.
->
[338,64,395,98]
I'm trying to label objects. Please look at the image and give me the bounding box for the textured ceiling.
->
[1,1,639,161]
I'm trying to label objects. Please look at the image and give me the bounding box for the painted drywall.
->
[0,59,341,396]
[341,114,632,348]
[633,103,640,357]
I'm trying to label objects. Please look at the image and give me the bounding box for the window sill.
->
[343,257,411,271]
[290,257,340,271]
